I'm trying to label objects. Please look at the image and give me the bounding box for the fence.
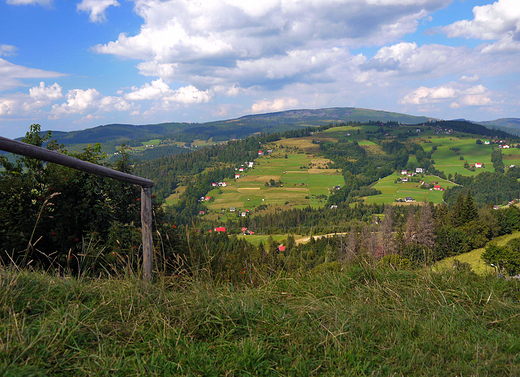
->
[0,136,155,282]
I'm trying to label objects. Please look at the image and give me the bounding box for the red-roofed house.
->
[258,150,263,155]
[214,227,226,233]
[278,246,286,252]
[434,185,441,190]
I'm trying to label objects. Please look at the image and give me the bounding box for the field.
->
[365,172,457,205]
[205,151,344,216]
[434,230,520,275]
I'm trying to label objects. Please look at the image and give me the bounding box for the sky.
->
[1,0,520,139]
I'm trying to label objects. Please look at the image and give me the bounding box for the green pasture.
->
[205,153,344,212]
[434,230,520,275]
[141,139,161,146]
[364,173,456,205]
[422,137,494,177]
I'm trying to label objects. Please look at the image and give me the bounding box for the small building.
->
[475,163,483,168]
[214,227,226,233]
[212,182,217,187]
[199,211,205,215]
[235,174,241,179]
[405,197,414,202]
[493,205,500,210]
[416,168,423,174]
[485,141,490,145]
[222,182,227,187]
[401,177,408,182]
[330,205,338,209]
[239,167,244,172]
[229,207,236,212]
[205,196,211,201]
[258,150,263,155]
[401,170,407,175]
[278,246,286,252]
[434,185,441,190]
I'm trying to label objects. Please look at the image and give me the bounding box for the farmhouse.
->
[401,170,407,175]
[214,227,226,233]
[416,168,423,174]
[475,163,482,168]
[434,185,441,191]
[258,150,263,155]
[405,197,415,202]
[235,174,241,179]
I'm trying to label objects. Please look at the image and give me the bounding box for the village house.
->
[405,197,415,202]
[416,168,423,174]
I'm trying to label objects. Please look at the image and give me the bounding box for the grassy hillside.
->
[1,266,518,376]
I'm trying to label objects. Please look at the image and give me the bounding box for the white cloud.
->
[0,58,65,92]
[125,78,171,101]
[251,98,299,113]
[77,0,120,23]
[459,75,480,83]
[124,79,212,105]
[6,0,52,5]
[51,88,102,117]
[93,0,452,90]
[0,45,17,57]
[440,0,520,53]
[29,82,63,101]
[400,83,493,108]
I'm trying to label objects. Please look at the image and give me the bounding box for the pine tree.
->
[462,189,478,223]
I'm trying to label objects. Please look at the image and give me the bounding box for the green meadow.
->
[206,152,344,213]
[365,172,456,205]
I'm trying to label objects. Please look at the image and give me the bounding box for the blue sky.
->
[1,0,520,139]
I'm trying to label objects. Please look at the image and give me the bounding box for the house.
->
[416,128,421,133]
[240,212,247,217]
[475,163,482,168]
[222,182,227,187]
[334,185,341,190]
[229,207,236,212]
[239,167,244,172]
[330,205,338,209]
[199,211,205,215]
[485,141,490,145]
[401,177,408,182]
[278,246,286,252]
[401,170,407,175]
[258,150,263,155]
[214,227,226,233]
[493,205,500,210]
[235,174,241,179]
[267,150,273,154]
[212,182,217,187]
[416,168,423,174]
[205,196,211,201]
[405,197,415,202]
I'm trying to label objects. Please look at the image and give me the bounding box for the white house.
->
[416,168,423,174]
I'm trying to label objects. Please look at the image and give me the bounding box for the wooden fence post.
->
[141,186,154,283]
[0,135,156,282]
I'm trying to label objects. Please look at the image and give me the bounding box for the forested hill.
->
[23,107,436,146]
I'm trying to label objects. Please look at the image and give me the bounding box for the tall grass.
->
[0,263,519,376]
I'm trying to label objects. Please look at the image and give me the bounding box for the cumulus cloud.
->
[51,88,102,118]
[124,79,212,105]
[77,0,120,23]
[251,98,299,113]
[93,0,452,90]
[439,0,520,53]
[400,83,493,108]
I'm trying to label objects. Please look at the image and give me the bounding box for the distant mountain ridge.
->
[9,107,520,146]
[28,107,436,146]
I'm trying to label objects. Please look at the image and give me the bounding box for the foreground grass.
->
[1,266,519,376]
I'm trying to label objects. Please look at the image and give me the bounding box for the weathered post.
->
[141,186,154,282]
[0,135,155,282]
